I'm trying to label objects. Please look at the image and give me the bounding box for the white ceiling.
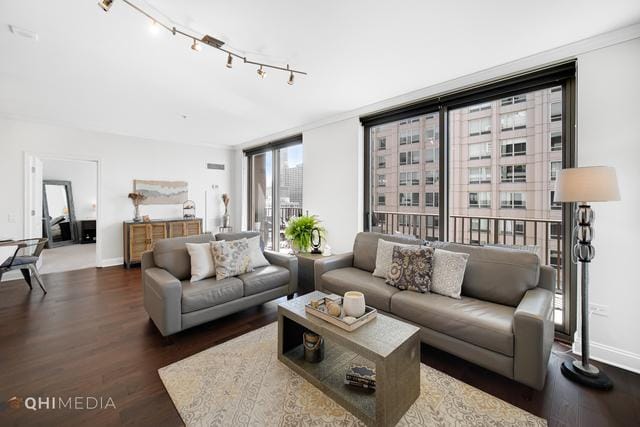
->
[1,0,639,147]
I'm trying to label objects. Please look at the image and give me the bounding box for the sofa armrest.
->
[314,253,354,293]
[141,250,156,272]
[264,250,298,295]
[537,265,556,293]
[513,287,554,390]
[144,268,182,336]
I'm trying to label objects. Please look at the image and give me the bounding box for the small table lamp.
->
[555,166,620,390]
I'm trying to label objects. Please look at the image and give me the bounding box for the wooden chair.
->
[0,238,48,293]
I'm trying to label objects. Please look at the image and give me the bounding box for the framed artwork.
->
[134,180,188,205]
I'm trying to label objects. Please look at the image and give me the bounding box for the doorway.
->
[25,154,100,275]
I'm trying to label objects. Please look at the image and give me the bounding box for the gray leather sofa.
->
[142,231,298,336]
[315,232,554,390]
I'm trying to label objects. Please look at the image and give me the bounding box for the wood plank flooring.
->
[0,267,638,426]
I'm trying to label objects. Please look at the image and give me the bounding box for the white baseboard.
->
[0,270,22,282]
[99,257,124,268]
[573,338,640,374]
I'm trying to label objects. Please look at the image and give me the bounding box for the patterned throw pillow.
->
[210,239,253,280]
[430,249,469,299]
[372,239,420,278]
[385,246,434,293]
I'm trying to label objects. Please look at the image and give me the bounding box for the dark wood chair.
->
[0,238,48,293]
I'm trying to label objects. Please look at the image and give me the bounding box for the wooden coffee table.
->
[277,291,420,426]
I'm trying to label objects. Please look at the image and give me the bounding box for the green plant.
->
[284,215,324,252]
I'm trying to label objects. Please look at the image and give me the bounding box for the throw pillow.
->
[247,235,269,269]
[185,242,216,282]
[210,239,253,280]
[385,246,434,293]
[430,249,469,299]
[372,239,419,278]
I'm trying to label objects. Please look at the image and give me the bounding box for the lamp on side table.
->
[555,166,620,390]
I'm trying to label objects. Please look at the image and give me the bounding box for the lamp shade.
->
[554,166,620,203]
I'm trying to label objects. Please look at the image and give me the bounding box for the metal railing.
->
[372,211,563,292]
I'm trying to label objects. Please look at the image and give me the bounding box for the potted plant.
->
[284,214,324,253]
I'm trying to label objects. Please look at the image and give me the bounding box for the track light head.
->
[288,71,295,85]
[226,54,233,69]
[98,0,114,12]
[149,19,160,35]
[191,39,202,52]
[257,65,266,79]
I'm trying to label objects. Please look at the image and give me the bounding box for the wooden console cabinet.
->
[123,218,202,268]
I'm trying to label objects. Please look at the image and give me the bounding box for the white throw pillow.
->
[430,249,470,299]
[372,239,420,278]
[185,242,216,282]
[247,235,270,269]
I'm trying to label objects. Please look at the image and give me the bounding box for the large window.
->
[246,138,303,252]
[364,63,575,337]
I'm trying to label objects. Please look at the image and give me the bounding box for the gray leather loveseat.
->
[315,232,554,390]
[142,231,297,336]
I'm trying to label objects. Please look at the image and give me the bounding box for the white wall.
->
[43,158,97,221]
[572,37,640,373]
[0,116,233,267]
[302,118,363,253]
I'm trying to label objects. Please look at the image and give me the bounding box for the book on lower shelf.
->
[345,364,376,390]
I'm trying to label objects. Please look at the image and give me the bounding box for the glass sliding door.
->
[247,138,303,252]
[249,151,273,250]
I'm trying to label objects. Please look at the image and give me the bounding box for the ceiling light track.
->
[98,0,307,83]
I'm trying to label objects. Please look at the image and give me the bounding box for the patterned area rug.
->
[159,323,546,426]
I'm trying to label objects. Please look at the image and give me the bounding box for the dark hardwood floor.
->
[0,267,638,426]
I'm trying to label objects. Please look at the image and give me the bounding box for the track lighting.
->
[97,0,306,84]
[98,0,114,12]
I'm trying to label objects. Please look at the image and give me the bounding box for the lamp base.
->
[561,360,613,390]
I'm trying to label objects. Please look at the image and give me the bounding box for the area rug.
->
[159,323,546,426]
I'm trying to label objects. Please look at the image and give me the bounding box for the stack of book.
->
[345,364,376,390]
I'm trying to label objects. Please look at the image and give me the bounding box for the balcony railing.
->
[372,211,563,293]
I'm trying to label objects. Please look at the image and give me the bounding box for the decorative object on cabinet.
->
[123,218,202,268]
[134,180,188,205]
[127,192,146,222]
[183,200,196,219]
[218,226,233,233]
[222,193,230,228]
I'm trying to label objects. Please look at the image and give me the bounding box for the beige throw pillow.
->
[210,239,253,280]
[372,239,419,278]
[185,242,216,282]
[430,249,470,299]
[247,235,269,269]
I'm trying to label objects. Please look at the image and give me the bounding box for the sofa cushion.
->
[390,291,515,357]
[434,242,540,307]
[180,277,243,313]
[153,233,214,281]
[239,265,289,296]
[320,267,401,312]
[353,232,421,273]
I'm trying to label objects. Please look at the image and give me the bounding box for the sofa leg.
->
[161,335,174,346]
[287,293,295,300]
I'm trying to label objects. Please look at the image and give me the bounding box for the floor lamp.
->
[555,166,620,390]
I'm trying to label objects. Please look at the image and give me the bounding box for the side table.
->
[295,252,326,295]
